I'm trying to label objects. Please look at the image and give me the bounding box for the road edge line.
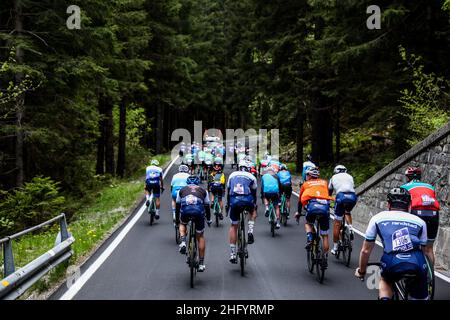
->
[59,156,179,300]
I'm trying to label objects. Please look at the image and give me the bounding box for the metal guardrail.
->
[0,213,75,300]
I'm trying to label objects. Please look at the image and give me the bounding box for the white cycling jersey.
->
[328,172,355,194]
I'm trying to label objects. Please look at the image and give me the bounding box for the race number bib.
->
[421,195,435,206]
[233,183,245,195]
[392,227,413,252]
[186,195,198,205]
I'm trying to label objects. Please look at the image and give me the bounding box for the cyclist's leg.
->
[153,185,161,218]
[247,203,256,243]
[217,187,224,219]
[263,193,269,216]
[285,185,292,212]
[228,203,240,262]
[195,214,206,270]
[178,212,189,253]
[272,193,281,227]
[420,214,439,265]
[304,209,316,247]
[378,278,395,300]
[318,212,330,254]
[333,194,344,253]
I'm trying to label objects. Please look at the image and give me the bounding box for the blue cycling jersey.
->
[145,165,162,185]
[277,170,291,185]
[261,173,280,193]
[365,210,427,254]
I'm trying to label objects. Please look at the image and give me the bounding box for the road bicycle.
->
[148,195,156,226]
[306,216,327,283]
[185,217,199,288]
[236,208,249,276]
[174,219,181,244]
[333,206,353,267]
[365,260,435,300]
[267,199,277,237]
[280,192,289,226]
[212,193,222,227]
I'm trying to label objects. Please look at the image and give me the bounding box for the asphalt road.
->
[51,162,450,300]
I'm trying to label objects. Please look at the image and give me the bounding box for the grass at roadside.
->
[1,153,171,299]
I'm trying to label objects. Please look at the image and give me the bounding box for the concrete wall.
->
[353,121,450,273]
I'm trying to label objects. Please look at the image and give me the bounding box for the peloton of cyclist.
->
[328,165,358,255]
[176,175,212,272]
[355,188,431,300]
[170,165,190,223]
[145,160,164,220]
[400,166,440,266]
[208,159,226,220]
[278,164,292,218]
[226,159,258,263]
[295,166,333,267]
[261,166,282,229]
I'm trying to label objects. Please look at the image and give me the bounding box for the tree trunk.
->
[311,98,334,165]
[335,104,340,163]
[104,98,115,175]
[96,101,106,175]
[296,107,304,174]
[116,99,127,177]
[156,104,163,153]
[14,0,24,187]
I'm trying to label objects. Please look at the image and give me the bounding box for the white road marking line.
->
[59,156,179,300]
[291,191,450,283]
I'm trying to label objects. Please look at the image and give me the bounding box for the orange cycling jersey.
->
[299,179,334,206]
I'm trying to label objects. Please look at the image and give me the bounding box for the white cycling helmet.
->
[238,159,251,172]
[306,166,320,178]
[334,165,347,174]
[178,164,189,173]
[150,159,160,166]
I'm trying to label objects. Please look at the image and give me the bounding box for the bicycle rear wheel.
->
[189,223,197,288]
[175,223,181,244]
[149,201,155,226]
[342,227,352,267]
[238,212,247,276]
[215,198,220,227]
[315,238,325,283]
[426,257,435,300]
[307,246,314,273]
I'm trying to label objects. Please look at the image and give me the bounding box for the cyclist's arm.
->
[358,240,375,274]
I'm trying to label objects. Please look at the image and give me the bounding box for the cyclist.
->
[179,142,186,157]
[295,166,333,267]
[145,159,164,220]
[278,164,292,218]
[268,156,281,173]
[355,188,431,300]
[328,165,358,255]
[184,152,195,174]
[302,154,316,182]
[226,159,258,263]
[261,166,282,229]
[401,166,440,265]
[176,175,212,272]
[259,152,272,175]
[204,150,214,176]
[208,160,226,220]
[197,147,206,178]
[170,165,190,222]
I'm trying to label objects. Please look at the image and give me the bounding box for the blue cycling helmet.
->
[186,175,200,185]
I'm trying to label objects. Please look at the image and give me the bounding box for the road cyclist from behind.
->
[328,164,358,255]
[208,159,226,220]
[268,155,281,173]
[261,166,282,229]
[278,164,292,219]
[145,159,164,220]
[170,164,190,222]
[355,188,431,300]
[175,175,212,272]
[401,166,440,266]
[226,159,258,263]
[197,147,206,178]
[295,166,333,268]
[302,154,316,182]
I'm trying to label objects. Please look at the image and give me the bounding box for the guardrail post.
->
[3,239,15,277]
[59,213,69,242]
